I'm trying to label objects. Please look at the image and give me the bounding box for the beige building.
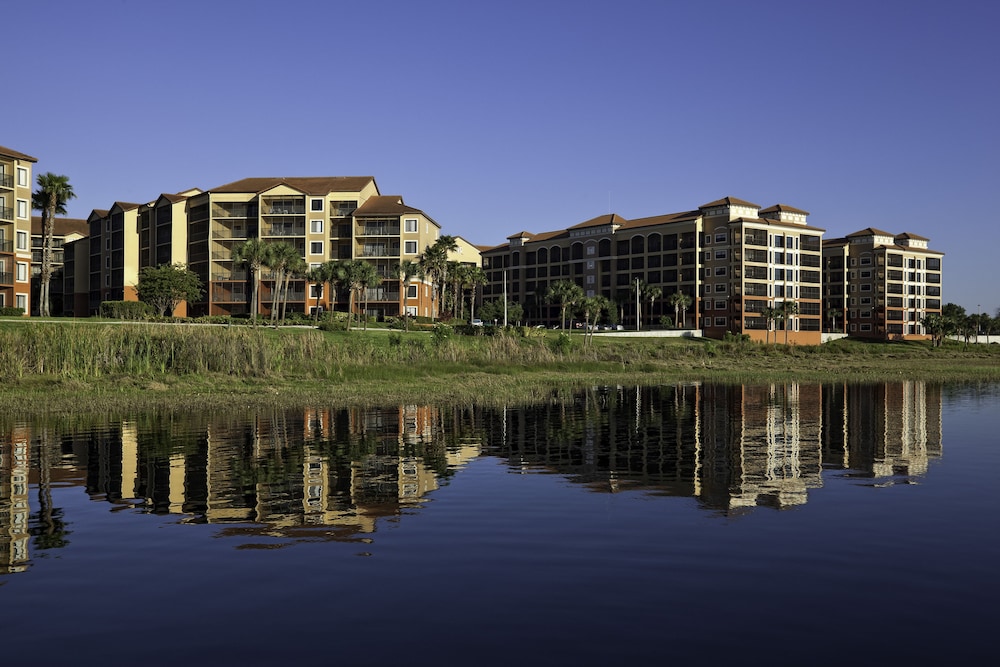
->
[183,177,442,318]
[823,228,943,339]
[30,216,88,315]
[0,145,37,314]
[86,201,143,309]
[481,196,825,343]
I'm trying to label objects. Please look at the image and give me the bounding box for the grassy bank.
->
[1,321,998,414]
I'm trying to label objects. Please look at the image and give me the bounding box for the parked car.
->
[471,319,484,326]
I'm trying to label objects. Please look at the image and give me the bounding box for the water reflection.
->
[0,381,943,573]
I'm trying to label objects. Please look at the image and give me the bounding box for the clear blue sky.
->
[7,0,998,313]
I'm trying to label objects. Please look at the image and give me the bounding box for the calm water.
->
[1,382,998,664]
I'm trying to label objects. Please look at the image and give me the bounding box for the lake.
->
[2,381,998,664]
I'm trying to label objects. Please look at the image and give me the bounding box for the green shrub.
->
[0,307,25,317]
[387,332,403,347]
[550,332,575,354]
[432,323,453,345]
[100,301,153,320]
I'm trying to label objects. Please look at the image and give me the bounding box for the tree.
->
[392,259,422,329]
[233,239,272,323]
[281,255,308,323]
[263,242,300,324]
[479,298,522,326]
[668,291,692,329]
[546,280,584,330]
[921,313,950,347]
[827,308,841,333]
[779,300,799,344]
[305,265,328,323]
[419,235,458,321]
[343,260,379,330]
[762,306,779,344]
[462,265,487,323]
[642,283,662,328]
[31,173,76,317]
[578,295,611,345]
[135,264,203,316]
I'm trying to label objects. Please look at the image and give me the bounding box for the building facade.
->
[822,228,943,340]
[0,145,37,314]
[30,216,87,316]
[481,196,825,343]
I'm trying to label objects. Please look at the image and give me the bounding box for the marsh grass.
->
[1,321,998,414]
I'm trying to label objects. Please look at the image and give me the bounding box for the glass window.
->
[310,198,324,212]
[16,167,28,187]
[310,241,323,255]
[310,219,324,234]
[16,294,26,310]
[404,240,418,254]
[16,199,28,219]
[406,285,417,298]
[16,262,28,281]
[16,231,27,250]
[404,219,418,233]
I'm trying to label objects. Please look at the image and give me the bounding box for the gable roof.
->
[700,196,760,209]
[759,204,810,216]
[0,145,38,162]
[567,213,627,230]
[207,176,376,195]
[846,227,895,238]
[31,216,89,237]
[353,195,427,218]
[895,232,929,241]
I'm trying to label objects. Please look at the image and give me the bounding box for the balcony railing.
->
[0,271,13,285]
[263,204,305,216]
[261,224,305,237]
[744,234,767,246]
[0,206,12,221]
[744,281,769,297]
[801,286,820,299]
[745,249,768,263]
[0,174,13,189]
[0,239,13,253]
[358,224,400,236]
[211,224,251,239]
[360,246,400,257]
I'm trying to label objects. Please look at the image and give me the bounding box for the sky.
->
[6,0,998,313]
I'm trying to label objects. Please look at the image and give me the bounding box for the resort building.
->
[183,177,443,318]
[822,228,943,340]
[0,145,37,314]
[30,215,88,316]
[481,196,825,343]
[87,201,143,310]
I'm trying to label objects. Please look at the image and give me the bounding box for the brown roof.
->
[736,216,826,233]
[846,227,895,238]
[700,196,760,209]
[759,204,810,216]
[0,145,38,162]
[111,201,143,212]
[158,193,189,204]
[207,176,376,195]
[624,210,701,229]
[31,216,89,237]
[507,231,534,240]
[567,213,627,230]
[88,209,109,220]
[895,232,929,241]
[353,195,427,218]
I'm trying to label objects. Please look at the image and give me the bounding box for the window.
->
[309,284,323,298]
[16,199,28,219]
[310,241,323,255]
[16,231,27,250]
[715,283,727,293]
[16,262,27,281]
[715,250,727,260]
[16,167,28,187]
[404,218,418,233]
[715,317,727,326]
[715,266,726,276]
[106,257,111,268]
[586,275,595,284]
[587,260,595,269]
[860,270,871,278]
[310,198,324,212]
[310,219,324,234]
[404,240,418,254]
[715,300,727,310]
[406,285,417,298]
[715,232,727,243]
[774,268,784,281]
[586,245,596,256]
[860,284,871,292]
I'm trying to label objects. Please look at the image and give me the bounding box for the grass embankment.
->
[1,321,998,414]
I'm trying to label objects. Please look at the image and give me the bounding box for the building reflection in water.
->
[0,382,943,572]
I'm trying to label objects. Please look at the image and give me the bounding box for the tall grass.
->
[0,322,998,385]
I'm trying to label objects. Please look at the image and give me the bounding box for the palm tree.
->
[282,255,308,323]
[827,307,841,333]
[264,242,299,324]
[578,295,611,345]
[642,283,662,328]
[762,305,778,344]
[419,235,458,321]
[392,259,422,329]
[322,259,346,315]
[359,261,381,331]
[668,291,692,329]
[305,265,328,323]
[343,260,379,330]
[463,265,487,323]
[31,173,76,317]
[546,280,584,330]
[233,239,272,323]
[780,300,799,344]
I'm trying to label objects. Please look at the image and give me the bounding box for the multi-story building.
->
[181,177,443,318]
[87,201,143,311]
[30,216,88,315]
[0,145,37,314]
[481,196,825,343]
[137,189,202,316]
[823,228,943,340]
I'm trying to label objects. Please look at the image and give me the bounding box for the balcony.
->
[0,173,12,189]
[744,234,767,246]
[0,205,12,221]
[261,222,306,237]
[212,203,250,218]
[745,249,768,263]
[800,254,822,267]
[211,224,251,239]
[0,239,12,253]
[360,245,400,258]
[800,286,821,300]
[744,281,768,297]
[262,203,305,216]
[0,271,12,285]
[358,223,400,237]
